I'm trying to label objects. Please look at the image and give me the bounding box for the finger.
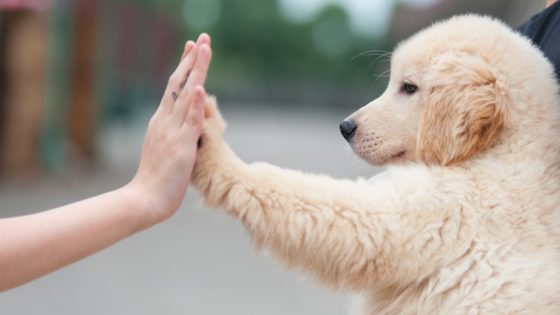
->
[175,44,198,87]
[196,33,211,47]
[183,85,206,140]
[173,44,211,122]
[172,81,205,126]
[178,41,198,88]
[177,40,196,87]
[181,40,195,60]
[182,44,212,94]
[161,45,198,114]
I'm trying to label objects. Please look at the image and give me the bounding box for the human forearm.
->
[0,186,146,292]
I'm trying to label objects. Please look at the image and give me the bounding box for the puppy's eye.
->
[401,82,418,95]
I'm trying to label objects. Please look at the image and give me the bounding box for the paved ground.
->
[0,104,382,314]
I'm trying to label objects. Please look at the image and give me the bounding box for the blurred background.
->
[0,0,546,314]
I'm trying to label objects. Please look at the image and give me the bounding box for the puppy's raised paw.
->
[192,96,237,197]
[198,95,227,148]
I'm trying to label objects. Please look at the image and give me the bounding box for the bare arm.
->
[0,34,212,292]
[193,99,475,291]
[0,188,147,291]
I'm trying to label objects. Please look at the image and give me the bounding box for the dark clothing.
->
[517,2,560,82]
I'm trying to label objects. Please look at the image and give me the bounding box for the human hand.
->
[127,34,213,230]
[0,35,212,289]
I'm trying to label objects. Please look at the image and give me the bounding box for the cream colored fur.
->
[192,15,560,314]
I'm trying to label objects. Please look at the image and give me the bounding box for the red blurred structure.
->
[0,0,181,178]
[0,0,51,177]
[0,0,52,11]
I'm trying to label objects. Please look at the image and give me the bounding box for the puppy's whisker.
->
[371,69,391,86]
[366,53,392,73]
[351,50,393,60]
[375,69,391,77]
[351,50,386,58]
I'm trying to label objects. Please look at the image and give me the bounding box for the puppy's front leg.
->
[192,97,463,291]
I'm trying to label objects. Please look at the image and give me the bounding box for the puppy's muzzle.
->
[339,119,357,142]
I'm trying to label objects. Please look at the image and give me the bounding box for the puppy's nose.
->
[339,119,357,141]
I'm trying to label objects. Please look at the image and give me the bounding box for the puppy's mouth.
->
[356,147,408,165]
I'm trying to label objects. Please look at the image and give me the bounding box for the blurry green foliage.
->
[70,0,392,117]
[178,0,391,107]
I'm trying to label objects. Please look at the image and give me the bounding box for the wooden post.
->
[0,10,48,177]
[67,0,98,159]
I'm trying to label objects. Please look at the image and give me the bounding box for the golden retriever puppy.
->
[192,15,560,314]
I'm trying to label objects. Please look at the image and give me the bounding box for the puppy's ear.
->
[417,51,508,166]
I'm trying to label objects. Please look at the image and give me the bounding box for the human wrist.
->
[120,181,163,233]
